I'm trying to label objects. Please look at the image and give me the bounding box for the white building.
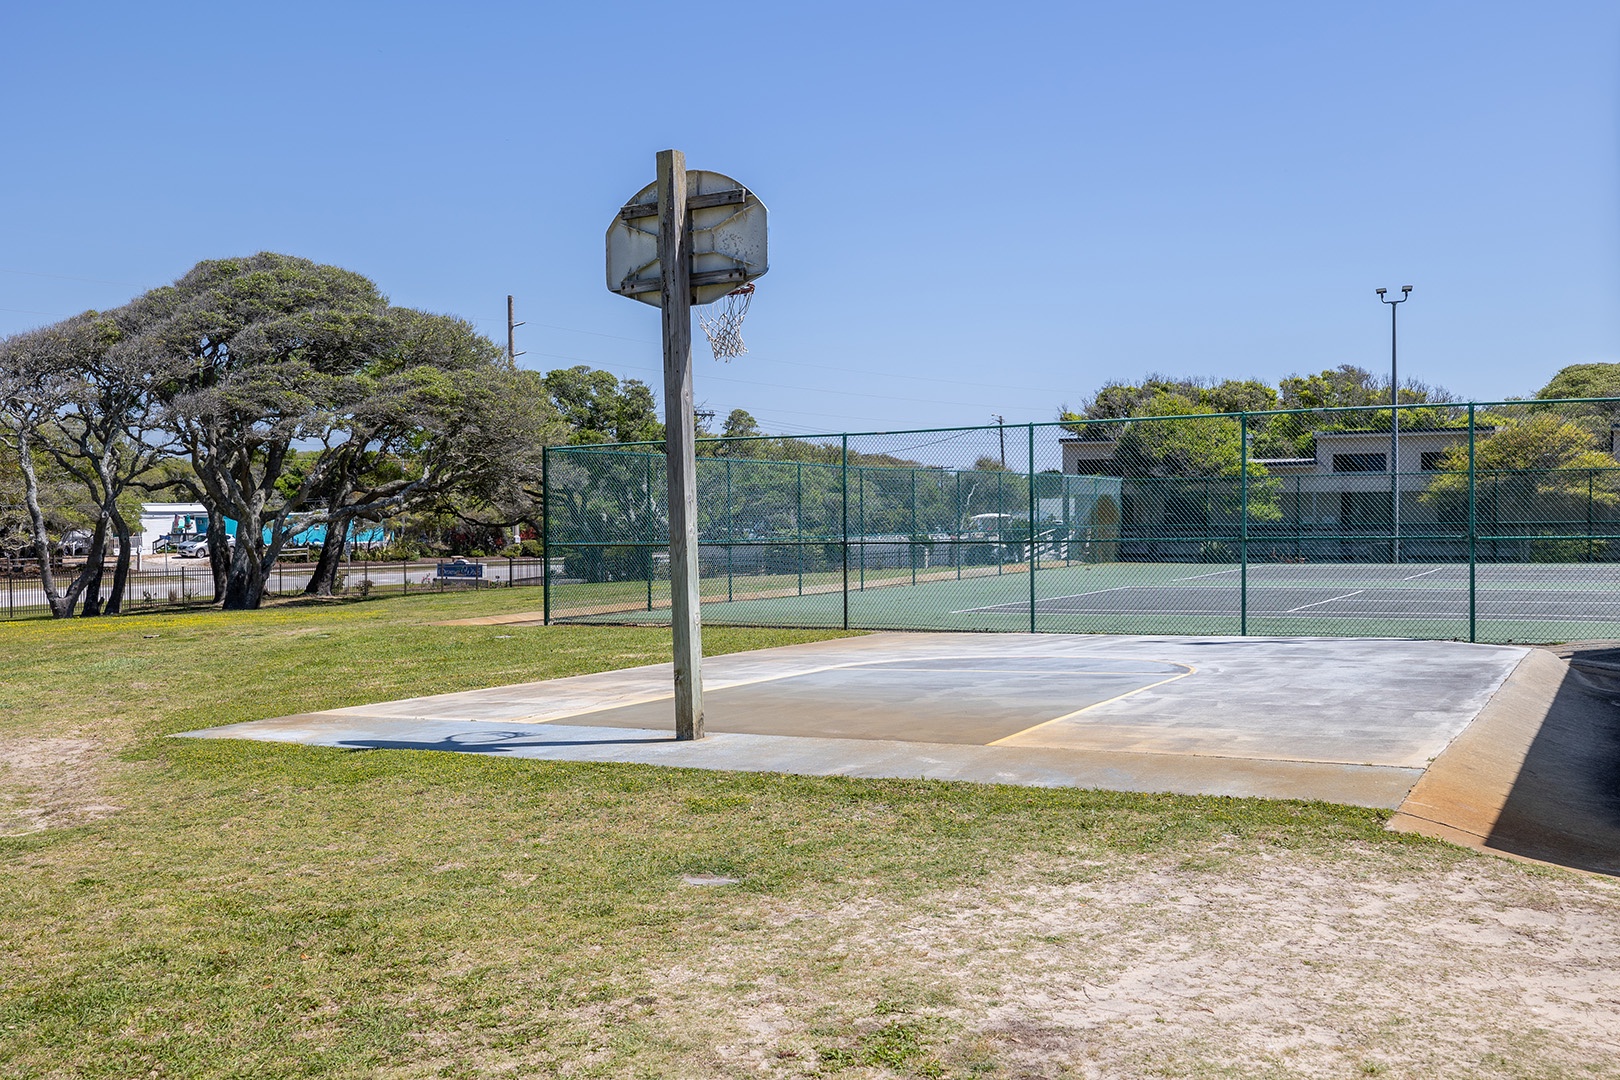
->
[136,502,207,555]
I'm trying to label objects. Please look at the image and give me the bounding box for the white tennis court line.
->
[951,568,1241,615]
[948,582,1143,614]
[1282,590,1366,613]
[1401,567,1445,581]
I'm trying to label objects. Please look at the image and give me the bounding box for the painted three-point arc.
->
[605,149,770,740]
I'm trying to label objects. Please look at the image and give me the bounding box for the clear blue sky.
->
[3,2,1616,436]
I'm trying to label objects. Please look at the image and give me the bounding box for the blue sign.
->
[436,561,485,579]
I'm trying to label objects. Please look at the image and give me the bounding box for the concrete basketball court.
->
[176,630,1620,876]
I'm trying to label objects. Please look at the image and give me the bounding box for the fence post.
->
[1028,423,1037,634]
[997,471,1005,575]
[1240,412,1249,636]
[509,554,515,589]
[725,457,734,603]
[402,559,408,595]
[1588,469,1595,563]
[954,471,961,580]
[1468,404,1477,643]
[796,461,804,597]
[646,451,655,611]
[542,444,551,625]
[858,465,866,592]
[907,466,920,582]
[841,435,850,630]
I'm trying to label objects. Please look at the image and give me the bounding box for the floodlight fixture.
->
[1375,288,1387,296]
[1401,285,1413,294]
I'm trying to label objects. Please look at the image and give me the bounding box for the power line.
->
[0,306,71,317]
[516,315,1080,398]
[523,349,1052,413]
[0,267,146,288]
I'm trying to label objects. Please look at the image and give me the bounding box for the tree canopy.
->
[1061,367,1463,467]
[1536,363,1620,402]
[0,252,561,614]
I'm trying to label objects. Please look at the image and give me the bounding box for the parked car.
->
[60,530,94,556]
[176,536,231,558]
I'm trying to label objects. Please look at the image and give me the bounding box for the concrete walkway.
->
[179,633,1528,810]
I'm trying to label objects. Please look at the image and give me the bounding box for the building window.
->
[1420,451,1450,471]
[1333,453,1387,473]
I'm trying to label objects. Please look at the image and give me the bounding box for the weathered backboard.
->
[606,170,768,307]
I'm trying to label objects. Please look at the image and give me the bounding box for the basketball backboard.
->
[605,170,768,307]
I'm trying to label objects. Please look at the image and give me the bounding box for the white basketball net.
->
[698,283,754,361]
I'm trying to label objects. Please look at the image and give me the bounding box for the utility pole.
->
[994,414,1006,469]
[506,295,525,363]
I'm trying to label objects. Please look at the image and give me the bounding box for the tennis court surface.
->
[556,561,1620,644]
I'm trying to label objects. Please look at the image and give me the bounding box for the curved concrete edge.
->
[1389,649,1620,877]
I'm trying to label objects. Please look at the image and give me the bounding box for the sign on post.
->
[605,150,768,740]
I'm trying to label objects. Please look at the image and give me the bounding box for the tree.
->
[1428,413,1617,480]
[1423,413,1620,557]
[1264,365,1461,458]
[296,312,560,597]
[543,366,662,445]
[1113,393,1247,479]
[1537,363,1620,402]
[0,311,167,617]
[134,252,397,609]
[719,408,761,445]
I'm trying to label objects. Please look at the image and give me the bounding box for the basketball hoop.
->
[698,283,754,361]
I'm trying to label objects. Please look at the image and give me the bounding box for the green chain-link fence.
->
[543,398,1620,644]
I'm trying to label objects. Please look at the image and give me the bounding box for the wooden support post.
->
[658,149,703,741]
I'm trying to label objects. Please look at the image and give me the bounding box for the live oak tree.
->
[133,253,398,609]
[0,310,170,617]
[300,340,560,597]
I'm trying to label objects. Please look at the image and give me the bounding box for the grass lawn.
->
[2,591,1618,1079]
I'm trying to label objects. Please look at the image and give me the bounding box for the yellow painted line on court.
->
[986,663,1196,746]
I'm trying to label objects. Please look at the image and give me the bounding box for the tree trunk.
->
[105,513,132,615]
[80,518,110,617]
[205,504,230,601]
[304,513,351,597]
[222,517,268,610]
[14,430,106,618]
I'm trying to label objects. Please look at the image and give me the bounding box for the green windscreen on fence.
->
[542,398,1620,644]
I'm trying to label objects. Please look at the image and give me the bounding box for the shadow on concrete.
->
[1487,651,1620,875]
[338,730,676,754]
[1393,647,1620,877]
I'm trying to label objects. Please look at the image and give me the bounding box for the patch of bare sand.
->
[0,734,121,834]
[644,847,1620,1078]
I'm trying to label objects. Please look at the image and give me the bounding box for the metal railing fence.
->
[543,397,1620,644]
[0,556,552,621]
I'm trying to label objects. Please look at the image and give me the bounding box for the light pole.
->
[1376,285,1412,562]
